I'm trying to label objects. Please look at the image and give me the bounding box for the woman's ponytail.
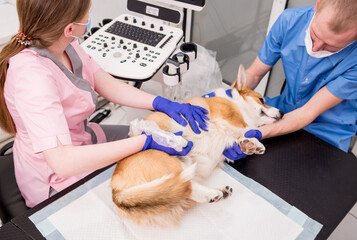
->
[0,36,26,134]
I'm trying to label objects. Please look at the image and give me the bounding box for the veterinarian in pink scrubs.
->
[0,0,208,207]
[224,0,356,160]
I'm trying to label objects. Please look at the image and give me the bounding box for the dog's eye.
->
[259,98,265,104]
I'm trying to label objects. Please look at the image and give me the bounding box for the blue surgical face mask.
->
[71,18,91,38]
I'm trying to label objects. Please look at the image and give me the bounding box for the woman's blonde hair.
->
[316,0,357,36]
[0,0,91,134]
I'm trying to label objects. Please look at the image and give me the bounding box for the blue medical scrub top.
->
[259,6,357,152]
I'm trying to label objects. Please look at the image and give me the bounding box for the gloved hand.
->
[202,89,233,98]
[142,131,193,156]
[223,129,262,161]
[152,96,209,134]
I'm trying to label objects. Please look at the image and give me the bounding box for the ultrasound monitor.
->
[134,0,205,11]
[127,0,205,24]
[147,0,206,11]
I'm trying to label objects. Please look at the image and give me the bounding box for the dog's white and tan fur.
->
[111,65,283,227]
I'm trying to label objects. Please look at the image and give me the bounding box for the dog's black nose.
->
[279,110,284,118]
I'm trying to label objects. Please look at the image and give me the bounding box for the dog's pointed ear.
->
[233,65,247,90]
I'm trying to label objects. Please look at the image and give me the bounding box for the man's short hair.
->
[316,0,357,37]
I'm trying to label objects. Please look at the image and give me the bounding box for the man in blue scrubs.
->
[241,0,356,152]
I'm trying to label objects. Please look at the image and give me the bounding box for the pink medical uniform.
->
[4,42,106,207]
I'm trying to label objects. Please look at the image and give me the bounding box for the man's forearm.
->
[258,108,310,139]
[244,57,272,90]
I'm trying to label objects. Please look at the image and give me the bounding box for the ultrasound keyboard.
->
[81,14,183,81]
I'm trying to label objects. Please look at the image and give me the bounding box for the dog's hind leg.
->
[190,181,232,203]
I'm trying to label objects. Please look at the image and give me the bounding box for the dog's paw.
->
[239,137,265,155]
[209,186,233,203]
[222,186,233,199]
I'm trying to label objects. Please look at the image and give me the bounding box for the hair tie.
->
[16,31,32,46]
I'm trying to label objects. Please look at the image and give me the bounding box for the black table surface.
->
[0,221,32,240]
[2,130,357,240]
[230,130,357,239]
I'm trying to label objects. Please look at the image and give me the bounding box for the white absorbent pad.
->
[30,164,322,240]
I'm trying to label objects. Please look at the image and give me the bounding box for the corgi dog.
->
[111,65,283,227]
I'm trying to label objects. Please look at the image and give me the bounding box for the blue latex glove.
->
[152,96,209,134]
[142,131,193,156]
[202,89,233,98]
[223,129,262,161]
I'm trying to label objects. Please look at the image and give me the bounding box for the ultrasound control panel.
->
[81,14,183,81]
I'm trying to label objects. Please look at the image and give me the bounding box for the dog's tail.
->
[112,163,196,219]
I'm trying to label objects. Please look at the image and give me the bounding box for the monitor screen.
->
[162,0,205,10]
[127,0,206,23]
[139,0,205,11]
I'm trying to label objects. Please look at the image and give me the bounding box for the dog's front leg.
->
[190,181,232,203]
[238,136,265,155]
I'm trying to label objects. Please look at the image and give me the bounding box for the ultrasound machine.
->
[81,0,205,86]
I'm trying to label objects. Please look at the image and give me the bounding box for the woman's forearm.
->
[94,68,156,110]
[43,135,147,178]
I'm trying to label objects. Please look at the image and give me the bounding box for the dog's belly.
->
[145,96,246,180]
